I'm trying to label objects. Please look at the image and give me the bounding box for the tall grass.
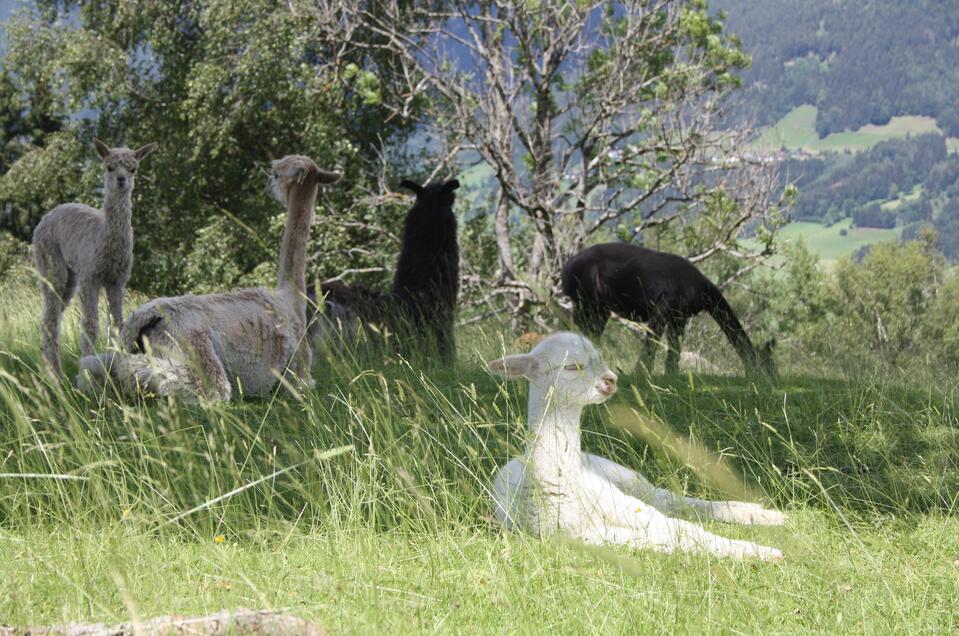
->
[1,267,957,632]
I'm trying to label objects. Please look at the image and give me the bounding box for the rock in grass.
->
[0,608,324,636]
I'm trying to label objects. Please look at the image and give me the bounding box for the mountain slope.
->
[716,0,959,137]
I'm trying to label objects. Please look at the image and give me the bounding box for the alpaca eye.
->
[107,166,115,172]
[564,363,583,372]
[130,167,137,174]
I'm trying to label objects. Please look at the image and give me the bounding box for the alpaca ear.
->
[487,354,539,379]
[316,169,341,184]
[285,165,307,183]
[93,138,111,160]
[444,179,460,192]
[399,180,423,196]
[133,143,157,161]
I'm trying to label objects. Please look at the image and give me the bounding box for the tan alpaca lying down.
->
[76,155,340,402]
[489,332,786,561]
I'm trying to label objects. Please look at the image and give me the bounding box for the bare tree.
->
[315,0,790,325]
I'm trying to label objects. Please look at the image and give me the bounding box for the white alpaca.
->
[488,332,785,561]
[76,155,340,402]
[32,139,157,376]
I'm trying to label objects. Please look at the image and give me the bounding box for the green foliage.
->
[753,234,959,373]
[924,274,959,369]
[760,239,829,336]
[0,231,28,279]
[0,0,416,295]
[828,239,943,364]
[0,132,92,242]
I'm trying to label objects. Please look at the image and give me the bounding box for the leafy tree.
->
[0,0,417,295]
[827,233,945,365]
[924,273,959,370]
[335,0,788,323]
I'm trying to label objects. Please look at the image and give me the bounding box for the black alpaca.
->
[309,178,460,364]
[561,243,776,377]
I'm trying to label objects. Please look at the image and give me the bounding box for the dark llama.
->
[310,178,461,364]
[561,242,776,377]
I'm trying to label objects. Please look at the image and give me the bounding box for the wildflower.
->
[213,534,226,544]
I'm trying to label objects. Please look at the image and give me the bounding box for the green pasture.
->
[755,105,956,154]
[0,270,956,633]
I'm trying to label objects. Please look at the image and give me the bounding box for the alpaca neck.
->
[277,180,318,314]
[707,291,757,367]
[101,187,132,247]
[526,384,584,490]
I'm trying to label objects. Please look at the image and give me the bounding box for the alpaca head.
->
[488,332,617,407]
[93,139,157,195]
[399,178,460,209]
[267,155,341,205]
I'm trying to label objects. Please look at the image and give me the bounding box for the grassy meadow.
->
[1,265,958,633]
[778,219,901,268]
[754,104,959,154]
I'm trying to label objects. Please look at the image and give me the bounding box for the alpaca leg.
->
[581,480,782,561]
[76,350,200,402]
[578,507,782,561]
[182,331,232,402]
[639,318,664,372]
[78,283,100,358]
[106,284,125,334]
[645,511,782,561]
[572,301,610,340]
[624,511,782,561]
[694,500,787,526]
[35,247,75,376]
[583,453,785,526]
[663,319,686,375]
[491,458,527,530]
[39,288,67,376]
[434,320,455,365]
[287,340,314,392]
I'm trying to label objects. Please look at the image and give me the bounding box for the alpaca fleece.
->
[562,242,776,377]
[311,178,460,364]
[77,155,340,402]
[489,332,785,560]
[32,139,156,376]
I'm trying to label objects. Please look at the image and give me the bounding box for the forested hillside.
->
[716,0,959,137]
[783,134,959,259]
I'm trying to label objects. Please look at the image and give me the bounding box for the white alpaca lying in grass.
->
[488,332,785,561]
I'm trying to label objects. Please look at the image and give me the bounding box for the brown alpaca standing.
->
[32,139,157,376]
[76,155,340,402]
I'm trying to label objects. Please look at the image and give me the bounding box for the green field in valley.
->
[755,105,959,154]
[777,218,900,265]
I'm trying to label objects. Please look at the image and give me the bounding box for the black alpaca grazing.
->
[562,243,776,377]
[309,178,460,363]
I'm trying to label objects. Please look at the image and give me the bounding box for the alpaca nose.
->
[117,175,127,187]
[599,371,617,394]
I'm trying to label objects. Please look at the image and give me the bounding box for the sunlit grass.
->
[753,104,955,153]
[0,269,957,633]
